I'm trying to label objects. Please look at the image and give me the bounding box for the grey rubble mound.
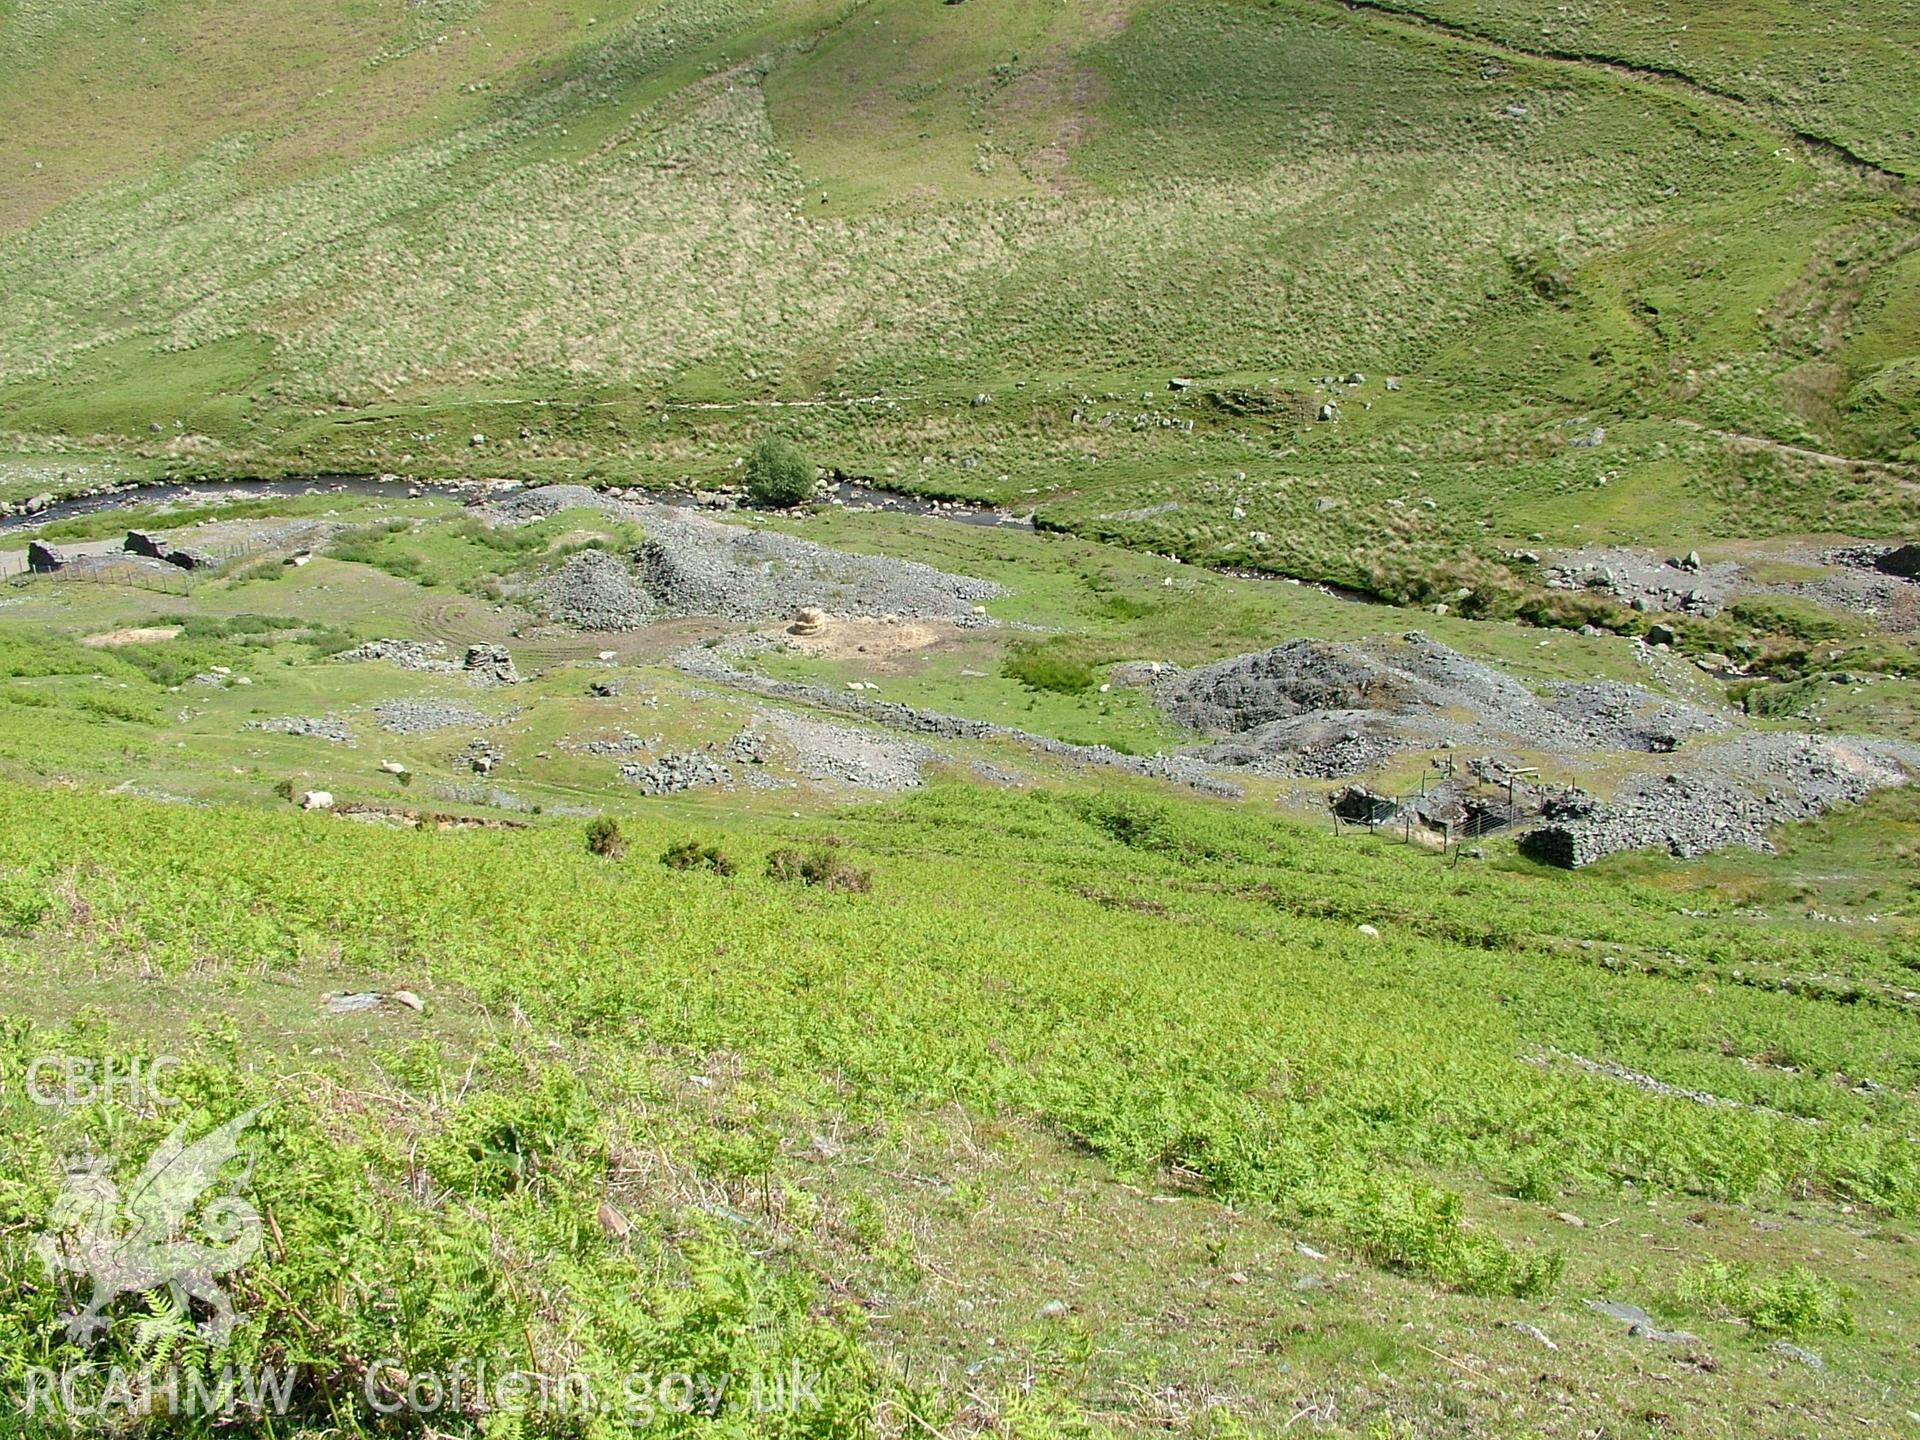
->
[486,484,632,522]
[247,715,354,744]
[1158,633,1725,777]
[675,640,1241,798]
[1547,541,1920,631]
[1539,680,1722,753]
[633,506,1003,622]
[532,549,651,631]
[565,730,659,756]
[340,638,457,672]
[732,711,931,791]
[1162,634,1538,735]
[483,484,1003,623]
[1520,732,1920,866]
[1771,545,1920,632]
[620,752,730,795]
[374,700,497,734]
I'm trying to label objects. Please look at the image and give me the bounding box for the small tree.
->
[744,436,816,509]
[586,817,626,859]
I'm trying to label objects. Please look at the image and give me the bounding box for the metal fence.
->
[1329,758,1550,860]
[0,542,258,593]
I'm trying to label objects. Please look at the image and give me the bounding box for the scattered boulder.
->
[462,738,504,775]
[1588,1300,1655,1327]
[26,540,66,573]
[1585,1299,1698,1342]
[124,529,168,558]
[1874,542,1920,580]
[790,606,828,636]
[1629,1322,1699,1343]
[323,989,422,1014]
[163,546,217,571]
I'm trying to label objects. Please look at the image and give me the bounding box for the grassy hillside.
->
[1,0,1915,539]
[1354,0,1920,178]
[3,5,1920,1434]
[0,471,1915,1432]
[5,772,1919,1436]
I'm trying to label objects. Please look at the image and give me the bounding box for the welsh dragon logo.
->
[34,1107,267,1343]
